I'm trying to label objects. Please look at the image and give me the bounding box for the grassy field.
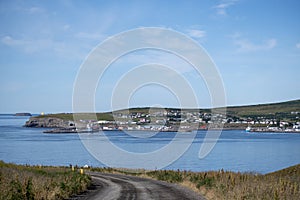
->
[92,164,300,200]
[35,112,114,121]
[0,161,91,200]
[1,161,299,199]
[225,99,300,118]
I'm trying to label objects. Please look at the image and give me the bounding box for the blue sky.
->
[0,0,300,113]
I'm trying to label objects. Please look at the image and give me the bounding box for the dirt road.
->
[70,171,205,200]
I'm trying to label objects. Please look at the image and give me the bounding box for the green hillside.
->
[35,99,300,121]
[226,99,300,116]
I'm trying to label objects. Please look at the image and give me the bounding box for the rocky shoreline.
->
[25,117,74,128]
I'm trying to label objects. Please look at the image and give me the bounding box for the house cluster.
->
[73,110,300,132]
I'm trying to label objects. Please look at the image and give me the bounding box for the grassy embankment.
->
[92,164,300,200]
[0,161,91,200]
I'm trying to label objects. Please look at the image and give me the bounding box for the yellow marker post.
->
[72,166,74,171]
[80,169,84,174]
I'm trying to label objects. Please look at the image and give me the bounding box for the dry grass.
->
[0,161,91,200]
[92,164,300,200]
[4,161,297,199]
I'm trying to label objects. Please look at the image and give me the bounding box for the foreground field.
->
[0,161,91,200]
[92,164,300,200]
[1,161,299,199]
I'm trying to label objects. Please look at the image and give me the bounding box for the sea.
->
[0,114,300,174]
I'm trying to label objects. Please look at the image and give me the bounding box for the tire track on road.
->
[70,171,205,200]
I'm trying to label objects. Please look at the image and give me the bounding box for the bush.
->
[0,161,91,200]
[147,170,183,183]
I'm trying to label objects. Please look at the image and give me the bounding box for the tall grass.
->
[0,161,91,200]
[92,164,300,199]
[146,165,300,199]
[4,161,298,199]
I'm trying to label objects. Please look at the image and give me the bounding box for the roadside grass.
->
[92,164,300,200]
[2,160,298,199]
[0,161,91,200]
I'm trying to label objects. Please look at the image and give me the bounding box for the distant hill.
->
[226,99,300,117]
[223,99,300,122]
[34,99,300,121]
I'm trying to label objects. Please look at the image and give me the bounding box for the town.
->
[67,108,300,133]
[25,100,300,133]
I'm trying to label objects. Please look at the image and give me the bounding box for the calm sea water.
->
[0,114,299,174]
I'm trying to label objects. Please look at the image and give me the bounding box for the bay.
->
[0,114,299,174]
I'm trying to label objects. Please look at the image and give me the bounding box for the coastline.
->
[24,115,300,133]
[23,98,300,134]
[41,126,300,134]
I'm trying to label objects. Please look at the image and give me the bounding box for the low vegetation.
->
[1,160,299,199]
[35,112,114,121]
[92,164,300,200]
[226,99,300,119]
[0,161,91,200]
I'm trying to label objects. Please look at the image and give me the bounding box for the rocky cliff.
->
[24,117,74,128]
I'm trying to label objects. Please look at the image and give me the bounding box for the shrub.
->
[0,161,91,200]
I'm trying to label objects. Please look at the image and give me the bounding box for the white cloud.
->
[186,29,206,39]
[1,35,85,59]
[27,6,44,14]
[296,43,300,49]
[1,36,23,46]
[214,0,239,15]
[63,24,71,31]
[75,32,106,40]
[232,34,277,52]
[15,6,45,14]
[117,50,194,74]
[1,35,53,53]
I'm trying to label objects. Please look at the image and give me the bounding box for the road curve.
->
[70,171,205,200]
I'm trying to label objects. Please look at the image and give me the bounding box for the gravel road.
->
[70,171,205,200]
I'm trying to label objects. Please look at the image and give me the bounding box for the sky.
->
[0,0,300,113]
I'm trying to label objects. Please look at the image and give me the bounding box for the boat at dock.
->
[245,127,251,132]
